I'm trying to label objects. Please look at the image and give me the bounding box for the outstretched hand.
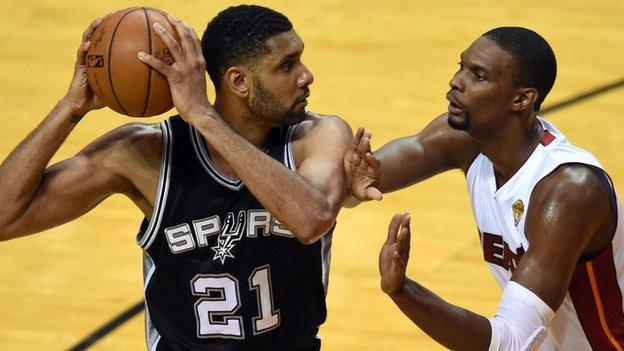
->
[344,127,383,202]
[138,14,213,123]
[63,15,112,117]
[379,212,411,294]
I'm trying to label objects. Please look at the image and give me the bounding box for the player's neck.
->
[213,97,273,148]
[481,116,544,188]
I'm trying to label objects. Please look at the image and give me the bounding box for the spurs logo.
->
[211,212,246,264]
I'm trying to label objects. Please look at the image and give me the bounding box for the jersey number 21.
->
[190,264,280,339]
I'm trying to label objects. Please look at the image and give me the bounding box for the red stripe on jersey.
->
[569,243,624,351]
[540,130,556,146]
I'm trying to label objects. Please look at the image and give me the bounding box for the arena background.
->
[0,0,622,349]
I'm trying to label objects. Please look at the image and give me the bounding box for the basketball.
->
[85,8,180,117]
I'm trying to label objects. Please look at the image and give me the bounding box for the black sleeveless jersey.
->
[136,116,332,351]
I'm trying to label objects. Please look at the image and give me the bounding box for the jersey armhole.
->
[137,119,174,249]
[284,122,301,171]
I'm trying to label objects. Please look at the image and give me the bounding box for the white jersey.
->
[466,117,624,350]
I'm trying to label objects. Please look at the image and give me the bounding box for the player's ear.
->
[224,66,250,98]
[511,88,538,112]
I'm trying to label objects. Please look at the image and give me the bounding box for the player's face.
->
[446,37,518,135]
[249,30,314,126]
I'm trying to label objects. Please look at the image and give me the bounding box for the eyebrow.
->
[459,53,489,74]
[276,49,303,66]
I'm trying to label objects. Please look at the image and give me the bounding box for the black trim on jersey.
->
[137,120,173,249]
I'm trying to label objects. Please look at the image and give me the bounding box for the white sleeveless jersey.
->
[466,118,624,350]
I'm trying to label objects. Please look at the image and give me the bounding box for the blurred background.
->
[0,0,622,349]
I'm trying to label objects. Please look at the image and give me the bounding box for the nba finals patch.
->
[512,199,524,227]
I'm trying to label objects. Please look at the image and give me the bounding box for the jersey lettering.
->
[164,210,295,258]
[482,232,525,273]
[165,223,196,253]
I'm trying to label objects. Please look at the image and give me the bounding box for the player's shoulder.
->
[527,163,616,256]
[80,122,163,172]
[86,122,161,153]
[533,163,612,205]
[529,164,614,234]
[293,111,352,141]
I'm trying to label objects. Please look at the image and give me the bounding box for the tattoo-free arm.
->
[376,114,480,193]
[382,164,614,350]
[0,122,151,240]
[197,114,352,244]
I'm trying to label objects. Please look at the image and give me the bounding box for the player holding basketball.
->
[0,5,350,351]
[346,27,624,350]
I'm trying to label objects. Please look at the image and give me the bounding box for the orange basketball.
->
[85,8,180,117]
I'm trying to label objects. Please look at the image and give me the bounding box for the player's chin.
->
[288,105,308,121]
[447,112,470,131]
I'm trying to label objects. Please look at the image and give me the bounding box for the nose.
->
[298,64,314,87]
[449,70,464,92]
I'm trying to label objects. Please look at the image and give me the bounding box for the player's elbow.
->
[294,211,336,245]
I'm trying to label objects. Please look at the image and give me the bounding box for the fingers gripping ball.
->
[85,8,181,117]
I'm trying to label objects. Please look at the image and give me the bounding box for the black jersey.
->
[136,116,332,351]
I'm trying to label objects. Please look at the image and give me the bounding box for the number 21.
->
[190,264,280,339]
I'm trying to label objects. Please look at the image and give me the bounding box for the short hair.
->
[482,27,557,111]
[201,5,293,90]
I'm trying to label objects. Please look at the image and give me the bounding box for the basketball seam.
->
[141,7,152,117]
[108,8,142,116]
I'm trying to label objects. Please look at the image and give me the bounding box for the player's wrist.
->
[384,277,407,296]
[57,97,88,123]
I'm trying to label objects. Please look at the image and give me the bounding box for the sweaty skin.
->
[345,37,617,351]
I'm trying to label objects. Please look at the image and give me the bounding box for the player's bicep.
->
[3,146,131,239]
[512,165,612,310]
[376,114,479,193]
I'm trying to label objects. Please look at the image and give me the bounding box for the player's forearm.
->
[193,111,336,243]
[0,99,80,231]
[389,278,492,351]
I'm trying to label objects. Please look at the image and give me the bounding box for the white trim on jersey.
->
[320,232,332,295]
[284,122,300,171]
[137,120,174,249]
[143,252,162,351]
[190,125,245,191]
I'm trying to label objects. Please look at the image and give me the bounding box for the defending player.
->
[0,6,351,350]
[346,27,624,350]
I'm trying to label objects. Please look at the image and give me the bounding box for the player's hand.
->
[379,212,411,294]
[138,14,213,124]
[344,127,382,202]
[62,15,108,118]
